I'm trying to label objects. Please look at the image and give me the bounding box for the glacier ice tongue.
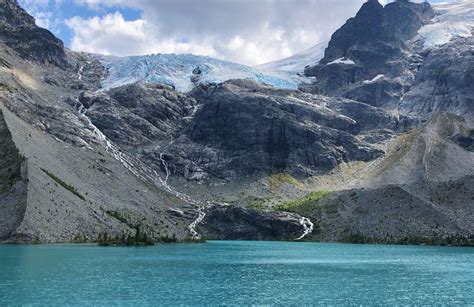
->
[417,0,474,49]
[99,53,300,92]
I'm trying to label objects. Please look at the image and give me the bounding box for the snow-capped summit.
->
[99,53,301,92]
[417,0,474,49]
[255,41,327,73]
[253,41,328,88]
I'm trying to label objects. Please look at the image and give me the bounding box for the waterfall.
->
[296,217,314,240]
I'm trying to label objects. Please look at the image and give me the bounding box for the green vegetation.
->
[101,210,183,246]
[41,168,85,200]
[268,173,301,191]
[275,190,332,215]
[71,234,89,243]
[70,230,181,246]
[106,210,133,227]
[342,233,474,247]
[246,196,271,212]
[96,229,155,246]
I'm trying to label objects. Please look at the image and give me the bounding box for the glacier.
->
[98,53,302,93]
[98,41,328,93]
[416,0,474,49]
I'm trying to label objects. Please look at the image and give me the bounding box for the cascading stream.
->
[77,64,85,81]
[296,217,314,240]
[74,101,208,238]
[75,100,308,241]
[188,204,208,240]
[159,153,170,185]
[155,141,209,239]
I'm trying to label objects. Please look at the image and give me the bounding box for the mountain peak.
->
[0,0,68,67]
[0,0,35,28]
[320,0,433,65]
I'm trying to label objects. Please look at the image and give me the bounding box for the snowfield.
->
[417,0,474,49]
[256,41,327,73]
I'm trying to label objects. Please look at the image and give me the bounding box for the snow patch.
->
[363,74,385,84]
[327,57,355,65]
[417,0,474,49]
[257,41,327,73]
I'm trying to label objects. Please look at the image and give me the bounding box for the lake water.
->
[0,241,473,305]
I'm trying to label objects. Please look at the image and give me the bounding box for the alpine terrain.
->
[0,0,473,245]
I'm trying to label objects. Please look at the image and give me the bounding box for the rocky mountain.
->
[0,0,473,245]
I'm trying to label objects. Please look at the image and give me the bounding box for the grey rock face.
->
[400,37,474,119]
[0,109,27,239]
[83,80,398,181]
[302,0,433,107]
[75,84,196,146]
[179,79,383,178]
[304,184,470,242]
[319,0,433,67]
[0,0,68,67]
[275,114,474,243]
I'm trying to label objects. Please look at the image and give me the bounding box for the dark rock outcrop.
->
[75,84,196,146]
[83,80,400,181]
[200,204,304,240]
[0,109,27,239]
[0,0,68,67]
[177,79,383,178]
[303,0,434,107]
[319,0,433,67]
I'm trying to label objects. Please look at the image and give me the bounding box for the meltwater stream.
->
[78,107,313,240]
[0,241,473,306]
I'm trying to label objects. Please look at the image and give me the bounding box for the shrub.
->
[275,190,331,214]
[41,168,85,200]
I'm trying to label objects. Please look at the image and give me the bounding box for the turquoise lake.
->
[0,241,473,305]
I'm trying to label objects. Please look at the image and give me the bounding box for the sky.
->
[18,0,452,66]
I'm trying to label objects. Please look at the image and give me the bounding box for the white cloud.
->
[65,13,146,55]
[66,0,367,65]
[65,12,218,57]
[30,0,455,65]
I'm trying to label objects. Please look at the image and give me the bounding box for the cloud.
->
[27,0,454,65]
[66,0,367,65]
[65,12,218,57]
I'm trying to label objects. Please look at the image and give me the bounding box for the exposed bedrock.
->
[199,204,304,241]
[0,109,27,239]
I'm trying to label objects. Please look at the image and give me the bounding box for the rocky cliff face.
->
[0,109,27,239]
[302,0,434,108]
[400,37,474,119]
[183,80,384,178]
[0,0,67,67]
[75,84,196,146]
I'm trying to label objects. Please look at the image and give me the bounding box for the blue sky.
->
[18,0,142,47]
[18,0,453,65]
